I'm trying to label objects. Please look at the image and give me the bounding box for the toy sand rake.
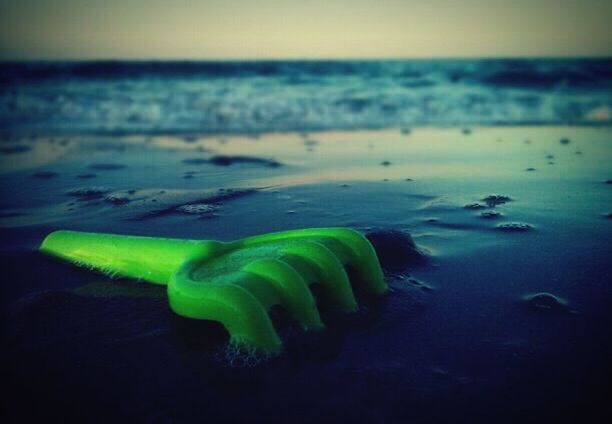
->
[40,228,388,353]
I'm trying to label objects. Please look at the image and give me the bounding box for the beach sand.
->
[2,126,611,422]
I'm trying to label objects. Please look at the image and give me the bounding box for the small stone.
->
[68,187,111,198]
[76,173,97,179]
[496,222,533,232]
[406,277,434,291]
[209,155,281,168]
[480,210,502,219]
[176,204,217,215]
[464,203,486,210]
[524,292,570,313]
[482,194,512,207]
[32,171,59,179]
[365,229,427,272]
[104,195,130,205]
[88,163,126,170]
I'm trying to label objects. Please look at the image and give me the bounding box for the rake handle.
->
[40,230,221,285]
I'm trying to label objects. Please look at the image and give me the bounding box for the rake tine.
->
[167,272,282,353]
[281,241,358,313]
[242,258,324,330]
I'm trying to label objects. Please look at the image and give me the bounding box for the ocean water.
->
[1,59,611,135]
[2,60,612,423]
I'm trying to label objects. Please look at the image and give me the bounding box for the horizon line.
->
[1,54,611,63]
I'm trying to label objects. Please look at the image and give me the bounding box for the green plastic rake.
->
[40,228,387,353]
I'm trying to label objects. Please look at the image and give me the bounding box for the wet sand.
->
[2,126,611,423]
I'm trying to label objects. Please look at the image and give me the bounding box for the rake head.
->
[40,228,387,353]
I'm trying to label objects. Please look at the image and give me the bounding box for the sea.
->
[1,58,611,135]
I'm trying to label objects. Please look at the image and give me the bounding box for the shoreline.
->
[3,122,612,140]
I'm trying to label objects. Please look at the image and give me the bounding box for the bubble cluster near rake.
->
[40,228,388,353]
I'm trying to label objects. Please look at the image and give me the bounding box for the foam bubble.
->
[217,342,271,368]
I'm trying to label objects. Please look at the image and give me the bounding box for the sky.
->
[0,0,611,60]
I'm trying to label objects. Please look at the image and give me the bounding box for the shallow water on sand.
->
[2,126,611,423]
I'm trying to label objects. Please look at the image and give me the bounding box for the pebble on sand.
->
[405,277,435,292]
[88,163,127,171]
[523,292,571,313]
[76,173,97,179]
[482,194,512,207]
[184,155,282,168]
[67,187,111,198]
[104,195,131,205]
[464,203,486,210]
[496,222,533,232]
[365,229,427,272]
[32,171,59,179]
[176,204,217,215]
[210,155,281,167]
[480,210,502,219]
